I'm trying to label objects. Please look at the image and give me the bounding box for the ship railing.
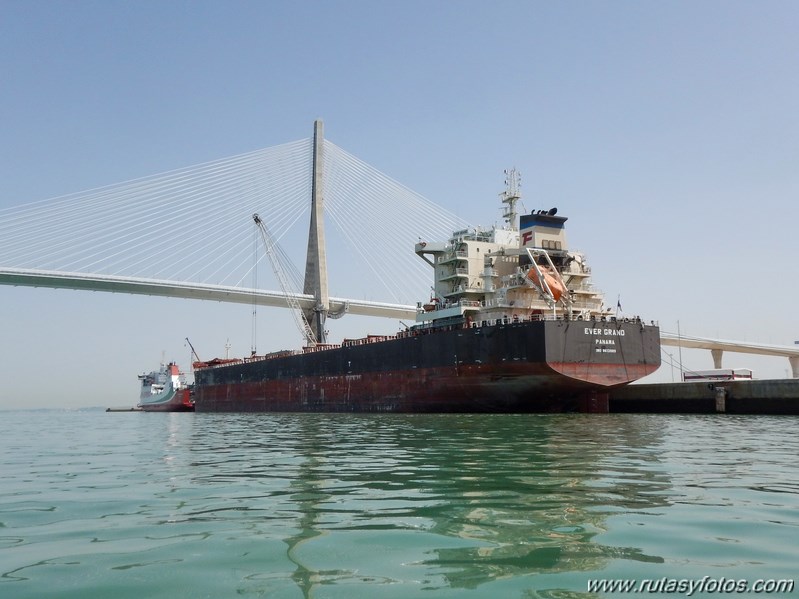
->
[439,269,469,281]
[438,250,468,263]
[451,229,493,243]
[225,337,404,361]
[569,283,598,293]
[416,298,482,313]
[341,334,398,347]
[468,313,655,326]
[244,350,304,363]
[561,265,593,275]
[230,344,350,361]
[447,284,484,295]
[302,343,342,353]
[429,299,483,309]
[482,298,522,309]
[198,350,304,368]
[571,300,604,311]
[502,273,536,288]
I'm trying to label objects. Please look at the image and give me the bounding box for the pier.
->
[609,378,799,415]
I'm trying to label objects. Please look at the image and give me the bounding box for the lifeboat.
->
[423,298,439,312]
[526,266,566,301]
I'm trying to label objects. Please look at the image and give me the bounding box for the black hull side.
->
[194,319,661,413]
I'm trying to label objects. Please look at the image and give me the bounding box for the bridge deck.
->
[0,268,418,320]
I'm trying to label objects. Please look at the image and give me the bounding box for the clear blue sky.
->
[1,1,798,409]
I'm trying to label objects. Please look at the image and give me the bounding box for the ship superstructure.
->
[415,169,610,329]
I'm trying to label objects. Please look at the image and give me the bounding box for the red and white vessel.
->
[137,362,194,412]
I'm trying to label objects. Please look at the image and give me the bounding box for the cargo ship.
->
[137,361,194,412]
[193,166,661,413]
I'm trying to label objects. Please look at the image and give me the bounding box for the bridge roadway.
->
[2,267,798,376]
[0,267,418,320]
[661,332,799,378]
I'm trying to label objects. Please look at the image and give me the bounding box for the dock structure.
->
[661,332,799,378]
[609,378,799,415]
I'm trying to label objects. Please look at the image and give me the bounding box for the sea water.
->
[1,410,797,598]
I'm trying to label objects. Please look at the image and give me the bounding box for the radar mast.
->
[500,168,521,230]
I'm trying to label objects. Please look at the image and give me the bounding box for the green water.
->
[1,411,797,598]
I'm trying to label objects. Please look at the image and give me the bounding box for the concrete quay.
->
[609,378,799,415]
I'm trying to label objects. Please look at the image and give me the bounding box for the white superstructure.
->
[414,172,612,326]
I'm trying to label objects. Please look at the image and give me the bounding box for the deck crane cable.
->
[252,213,317,347]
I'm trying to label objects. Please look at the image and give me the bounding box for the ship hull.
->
[139,386,194,412]
[194,319,661,413]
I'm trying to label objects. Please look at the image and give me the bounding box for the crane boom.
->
[252,214,317,346]
[185,337,201,362]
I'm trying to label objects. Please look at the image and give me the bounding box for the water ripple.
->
[1,411,797,597]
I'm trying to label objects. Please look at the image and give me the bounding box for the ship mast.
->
[500,168,521,230]
[302,120,329,344]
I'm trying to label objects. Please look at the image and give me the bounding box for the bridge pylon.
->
[302,119,329,344]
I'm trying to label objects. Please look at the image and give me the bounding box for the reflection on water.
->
[2,411,798,598]
[180,414,673,595]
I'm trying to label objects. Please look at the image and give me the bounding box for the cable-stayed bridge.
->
[1,121,797,375]
[0,122,468,331]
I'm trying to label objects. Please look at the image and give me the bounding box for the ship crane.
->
[252,213,318,347]
[185,337,201,363]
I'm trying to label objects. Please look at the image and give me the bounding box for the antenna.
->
[500,168,521,231]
